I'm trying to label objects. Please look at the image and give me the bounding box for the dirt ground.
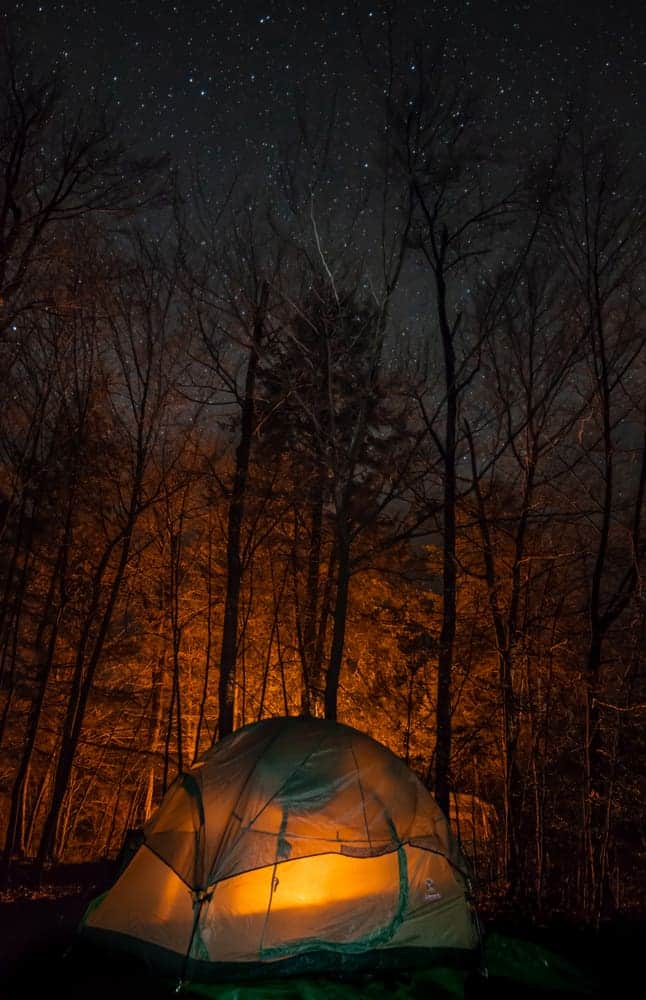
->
[0,862,161,999]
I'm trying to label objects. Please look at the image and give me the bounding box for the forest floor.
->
[0,862,637,998]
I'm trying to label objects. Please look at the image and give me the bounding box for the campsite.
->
[2,3,645,997]
[0,719,628,998]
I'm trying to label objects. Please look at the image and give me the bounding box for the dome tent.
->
[80,717,480,984]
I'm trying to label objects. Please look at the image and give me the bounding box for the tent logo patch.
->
[424,878,442,902]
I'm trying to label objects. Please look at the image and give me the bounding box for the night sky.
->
[8,0,646,194]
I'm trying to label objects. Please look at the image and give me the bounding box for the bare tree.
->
[462,256,588,896]
[0,43,166,337]
[34,231,190,863]
[546,132,646,920]
[384,43,515,815]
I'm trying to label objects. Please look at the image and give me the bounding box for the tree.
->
[546,131,646,920]
[462,255,589,897]
[384,43,515,815]
[0,43,166,337]
[33,230,190,863]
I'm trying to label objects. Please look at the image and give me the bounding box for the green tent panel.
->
[80,717,480,983]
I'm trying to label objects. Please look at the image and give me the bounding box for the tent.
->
[80,717,480,984]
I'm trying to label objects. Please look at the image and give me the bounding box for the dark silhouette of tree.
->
[545,132,646,921]
[0,43,166,336]
[33,231,190,864]
[384,43,515,815]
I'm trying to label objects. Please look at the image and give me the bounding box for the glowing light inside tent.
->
[218,849,400,914]
[156,869,185,922]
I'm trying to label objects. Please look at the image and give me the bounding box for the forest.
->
[0,37,644,934]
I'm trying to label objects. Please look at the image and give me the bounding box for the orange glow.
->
[217,850,400,914]
[155,867,185,922]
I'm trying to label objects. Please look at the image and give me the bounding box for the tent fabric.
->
[80,717,480,981]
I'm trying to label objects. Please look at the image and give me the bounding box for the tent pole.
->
[178,887,212,991]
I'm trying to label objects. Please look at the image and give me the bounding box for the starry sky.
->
[8,0,646,194]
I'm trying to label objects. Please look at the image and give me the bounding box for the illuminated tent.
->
[80,717,480,982]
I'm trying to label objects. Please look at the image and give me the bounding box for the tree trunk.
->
[432,259,457,819]
[323,523,351,721]
[36,518,137,864]
[3,504,73,863]
[300,467,325,715]
[217,280,269,740]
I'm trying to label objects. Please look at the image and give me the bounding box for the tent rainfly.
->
[80,717,480,982]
